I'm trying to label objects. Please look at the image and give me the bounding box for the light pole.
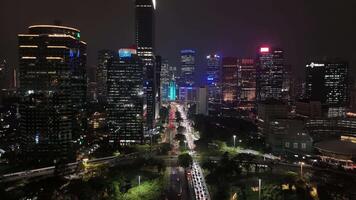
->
[300,162,304,178]
[233,135,236,148]
[258,178,262,200]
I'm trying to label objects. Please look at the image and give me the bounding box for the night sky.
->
[1,0,355,84]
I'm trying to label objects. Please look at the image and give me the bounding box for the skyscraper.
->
[96,50,115,102]
[135,0,157,130]
[160,59,170,102]
[221,57,238,108]
[237,58,256,110]
[180,49,196,87]
[305,60,349,117]
[18,25,87,162]
[0,59,7,90]
[256,47,285,102]
[107,48,144,146]
[206,54,222,115]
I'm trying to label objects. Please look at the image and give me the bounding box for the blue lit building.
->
[180,49,196,87]
[206,54,222,115]
[168,80,177,101]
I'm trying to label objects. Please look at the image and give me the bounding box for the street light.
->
[233,135,236,148]
[299,162,305,178]
[258,179,262,200]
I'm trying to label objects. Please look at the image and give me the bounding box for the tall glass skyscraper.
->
[135,0,157,130]
[256,47,285,102]
[305,60,349,117]
[180,49,196,87]
[206,54,222,115]
[107,48,144,146]
[96,50,115,102]
[18,25,87,163]
[222,57,238,108]
[237,59,256,110]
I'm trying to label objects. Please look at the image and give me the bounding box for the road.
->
[163,104,191,200]
[167,166,189,200]
[175,103,211,200]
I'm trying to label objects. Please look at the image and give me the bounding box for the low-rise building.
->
[267,119,313,155]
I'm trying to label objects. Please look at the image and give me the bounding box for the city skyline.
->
[0,0,355,86]
[1,1,356,199]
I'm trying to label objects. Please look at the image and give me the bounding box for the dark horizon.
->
[1,0,355,84]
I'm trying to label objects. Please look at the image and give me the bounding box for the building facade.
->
[107,48,144,146]
[305,60,349,117]
[206,54,222,116]
[135,0,157,131]
[96,50,115,102]
[256,47,285,102]
[237,58,256,110]
[221,57,238,109]
[18,25,87,162]
[180,49,196,87]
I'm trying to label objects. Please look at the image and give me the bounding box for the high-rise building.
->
[206,54,222,115]
[96,50,115,102]
[135,0,157,131]
[256,47,285,102]
[160,59,171,102]
[237,58,256,110]
[305,60,349,117]
[107,48,144,146]
[221,57,238,108]
[0,59,7,90]
[197,87,208,115]
[180,49,196,87]
[155,55,161,119]
[18,25,87,162]
[168,80,177,101]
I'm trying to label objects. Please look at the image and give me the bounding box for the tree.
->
[178,153,193,168]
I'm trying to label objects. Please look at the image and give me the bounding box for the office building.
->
[256,47,284,102]
[107,48,144,146]
[0,59,7,90]
[180,49,196,87]
[160,59,170,102]
[18,25,87,162]
[305,60,349,117]
[237,58,256,110]
[206,54,222,115]
[197,87,208,115]
[221,57,238,108]
[96,50,115,102]
[168,80,177,101]
[155,55,161,119]
[135,0,157,130]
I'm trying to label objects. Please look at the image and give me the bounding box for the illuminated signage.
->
[260,47,270,53]
[119,48,137,58]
